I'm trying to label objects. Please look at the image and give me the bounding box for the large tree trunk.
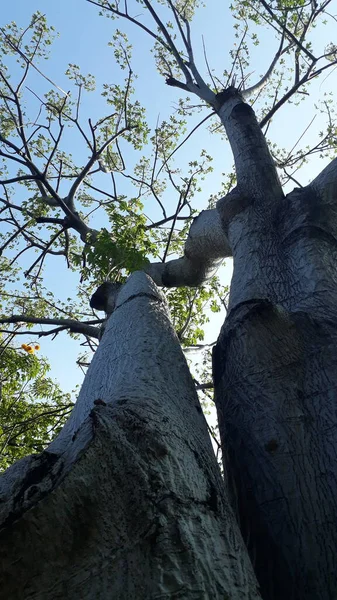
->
[0,272,260,600]
[213,89,337,599]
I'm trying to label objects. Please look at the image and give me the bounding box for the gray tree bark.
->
[0,272,261,600]
[1,81,336,599]
[213,88,337,600]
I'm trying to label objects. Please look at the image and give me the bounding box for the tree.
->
[0,1,337,598]
[0,334,72,471]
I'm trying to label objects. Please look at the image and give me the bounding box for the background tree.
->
[0,1,337,598]
[0,10,225,461]
[0,333,72,470]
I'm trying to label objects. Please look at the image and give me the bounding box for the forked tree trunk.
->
[0,273,261,600]
[213,90,337,600]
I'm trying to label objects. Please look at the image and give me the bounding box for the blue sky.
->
[1,1,336,395]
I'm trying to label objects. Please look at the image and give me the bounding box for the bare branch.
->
[195,382,214,391]
[156,111,215,180]
[0,28,69,96]
[0,315,101,339]
[142,0,193,85]
[146,213,192,230]
[243,31,286,98]
[86,0,172,53]
[66,126,132,205]
[257,0,316,62]
[259,57,337,127]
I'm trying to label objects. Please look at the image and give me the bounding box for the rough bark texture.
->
[0,272,261,600]
[213,89,337,599]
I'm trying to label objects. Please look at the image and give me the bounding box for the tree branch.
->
[257,0,316,62]
[142,0,193,85]
[0,315,101,339]
[243,31,286,98]
[145,209,231,287]
[195,382,214,391]
[0,27,69,96]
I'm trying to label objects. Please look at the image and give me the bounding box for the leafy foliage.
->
[0,339,73,472]
[0,1,336,468]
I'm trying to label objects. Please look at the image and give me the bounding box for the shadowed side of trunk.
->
[213,90,337,600]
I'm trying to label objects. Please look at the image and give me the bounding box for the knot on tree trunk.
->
[90,282,122,314]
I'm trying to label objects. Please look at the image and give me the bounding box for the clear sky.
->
[1,1,336,396]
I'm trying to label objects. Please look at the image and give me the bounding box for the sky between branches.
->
[1,0,336,395]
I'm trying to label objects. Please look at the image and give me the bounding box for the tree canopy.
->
[0,0,336,467]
